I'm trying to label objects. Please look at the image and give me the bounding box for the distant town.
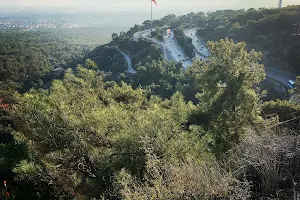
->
[0,19,81,30]
[0,8,20,13]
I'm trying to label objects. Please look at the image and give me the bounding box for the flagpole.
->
[151,0,153,30]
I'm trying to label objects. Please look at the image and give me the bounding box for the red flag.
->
[3,181,6,187]
[5,192,10,197]
[152,0,157,5]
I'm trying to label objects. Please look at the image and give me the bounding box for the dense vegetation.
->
[1,36,300,199]
[196,6,300,74]
[118,37,162,68]
[86,45,127,73]
[83,31,163,76]
[1,6,300,200]
[0,31,90,94]
[126,60,199,101]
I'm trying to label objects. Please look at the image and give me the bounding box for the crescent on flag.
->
[152,0,157,5]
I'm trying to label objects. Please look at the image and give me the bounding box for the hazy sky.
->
[1,0,299,12]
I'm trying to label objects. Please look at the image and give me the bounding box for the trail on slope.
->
[116,47,136,74]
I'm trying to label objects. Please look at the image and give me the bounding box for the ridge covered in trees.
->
[149,5,300,74]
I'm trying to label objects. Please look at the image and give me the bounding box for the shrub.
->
[116,154,252,200]
[233,129,300,199]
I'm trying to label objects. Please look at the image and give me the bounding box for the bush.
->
[13,160,43,182]
[262,100,300,130]
[116,154,252,200]
[233,129,300,199]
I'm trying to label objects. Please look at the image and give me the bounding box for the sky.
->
[0,0,299,13]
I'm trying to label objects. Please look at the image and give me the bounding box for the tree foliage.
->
[190,39,265,155]
[11,66,203,199]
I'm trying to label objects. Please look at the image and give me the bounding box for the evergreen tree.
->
[191,39,265,155]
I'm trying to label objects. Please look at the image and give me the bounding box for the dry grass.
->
[233,129,300,199]
[116,155,252,200]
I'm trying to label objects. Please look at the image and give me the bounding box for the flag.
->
[152,0,157,5]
